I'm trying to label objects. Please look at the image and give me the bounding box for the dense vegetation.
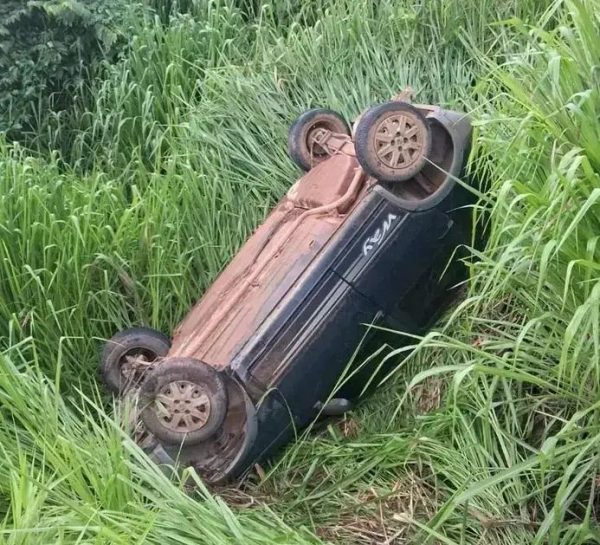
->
[1,0,599,544]
[0,0,137,139]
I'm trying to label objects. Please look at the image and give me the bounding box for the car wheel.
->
[139,358,228,447]
[355,101,431,182]
[288,108,350,171]
[100,327,171,394]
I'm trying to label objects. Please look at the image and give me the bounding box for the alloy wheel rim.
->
[155,380,211,433]
[373,112,425,169]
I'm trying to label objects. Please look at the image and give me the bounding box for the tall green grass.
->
[3,0,600,543]
[1,0,538,398]
[0,348,320,544]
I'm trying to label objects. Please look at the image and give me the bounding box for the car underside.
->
[100,99,476,482]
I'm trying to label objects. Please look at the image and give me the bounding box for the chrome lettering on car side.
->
[362,213,398,256]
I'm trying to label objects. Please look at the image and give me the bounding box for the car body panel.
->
[169,152,364,369]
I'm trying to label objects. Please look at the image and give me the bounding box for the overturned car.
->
[100,98,475,481]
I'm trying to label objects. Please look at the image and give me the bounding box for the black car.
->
[100,99,474,481]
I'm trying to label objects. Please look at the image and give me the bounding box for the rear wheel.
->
[139,358,228,447]
[288,108,350,171]
[355,101,431,182]
[100,327,171,394]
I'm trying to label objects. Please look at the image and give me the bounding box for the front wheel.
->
[139,358,228,447]
[354,101,431,182]
[100,327,171,394]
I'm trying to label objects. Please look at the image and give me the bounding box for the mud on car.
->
[100,98,475,481]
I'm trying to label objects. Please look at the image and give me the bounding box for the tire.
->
[355,101,431,182]
[139,358,228,447]
[100,327,171,394]
[288,108,350,171]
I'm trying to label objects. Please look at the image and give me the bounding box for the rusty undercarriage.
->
[101,97,475,481]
